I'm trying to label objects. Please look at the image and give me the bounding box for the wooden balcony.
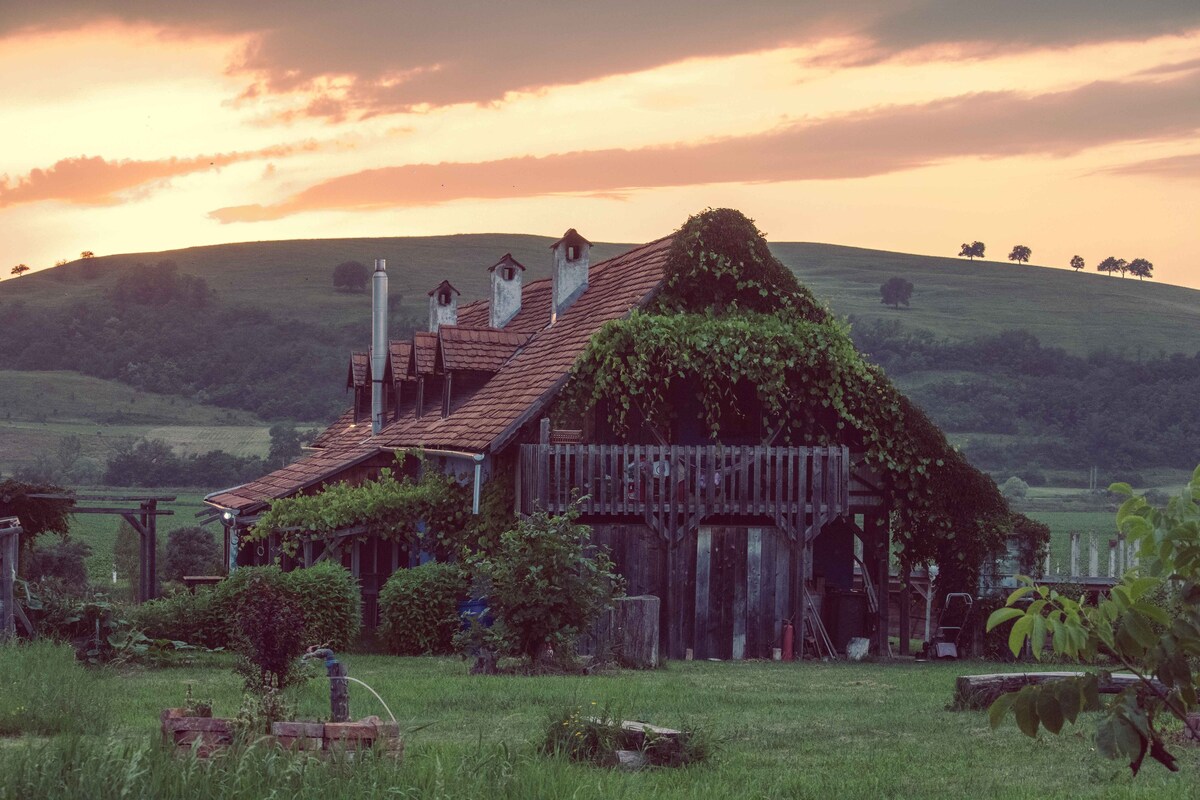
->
[519,443,851,543]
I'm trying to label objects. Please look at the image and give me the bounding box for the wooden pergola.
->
[1,517,21,639]
[31,493,176,603]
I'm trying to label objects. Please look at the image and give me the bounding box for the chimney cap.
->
[427,280,461,297]
[488,253,527,272]
[374,258,387,272]
[549,229,592,250]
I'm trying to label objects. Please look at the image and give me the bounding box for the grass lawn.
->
[1,642,1197,799]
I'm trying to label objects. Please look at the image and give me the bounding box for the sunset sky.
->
[3,2,1199,288]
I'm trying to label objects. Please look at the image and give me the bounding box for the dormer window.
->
[502,266,516,281]
[567,245,578,261]
[438,289,452,306]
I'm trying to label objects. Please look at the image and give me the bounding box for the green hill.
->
[6,236,1198,355]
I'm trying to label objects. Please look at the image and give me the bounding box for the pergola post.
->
[867,511,891,656]
[1,519,20,640]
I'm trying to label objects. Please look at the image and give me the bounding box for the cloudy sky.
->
[3,2,1199,287]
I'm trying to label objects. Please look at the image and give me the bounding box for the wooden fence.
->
[519,443,851,543]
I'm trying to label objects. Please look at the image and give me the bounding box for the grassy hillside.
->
[778,243,1200,355]
[5,236,1198,355]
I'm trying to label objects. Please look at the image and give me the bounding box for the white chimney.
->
[371,259,388,435]
[428,280,460,332]
[550,228,591,322]
[488,253,525,328]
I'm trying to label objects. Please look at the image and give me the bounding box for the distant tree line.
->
[0,261,366,420]
[853,320,1200,474]
[957,241,1156,281]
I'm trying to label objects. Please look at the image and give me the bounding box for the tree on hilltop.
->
[958,241,986,260]
[10,264,29,277]
[1128,258,1154,281]
[1096,256,1127,277]
[1007,245,1031,264]
[80,251,95,259]
[1070,255,1085,272]
[332,260,369,292]
[880,276,914,309]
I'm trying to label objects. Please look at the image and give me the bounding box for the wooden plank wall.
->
[590,523,793,660]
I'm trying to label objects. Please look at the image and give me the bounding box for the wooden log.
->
[587,595,661,668]
[329,661,350,722]
[953,671,1166,710]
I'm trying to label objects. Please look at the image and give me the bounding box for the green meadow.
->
[1,642,1197,799]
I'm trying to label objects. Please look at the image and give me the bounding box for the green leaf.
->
[988,692,1016,729]
[1013,687,1040,737]
[1006,585,1034,606]
[1055,679,1081,724]
[1036,687,1064,735]
[1009,614,1034,658]
[986,607,1023,632]
[1108,482,1133,497]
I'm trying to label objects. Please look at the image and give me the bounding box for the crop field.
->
[1024,510,1120,575]
[1,643,1196,799]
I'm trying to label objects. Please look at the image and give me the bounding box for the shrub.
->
[228,569,307,690]
[162,526,222,583]
[378,562,468,655]
[464,507,622,663]
[1000,476,1028,499]
[22,538,90,588]
[129,587,223,648]
[214,563,361,652]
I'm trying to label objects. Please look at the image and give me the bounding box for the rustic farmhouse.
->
[205,219,1000,661]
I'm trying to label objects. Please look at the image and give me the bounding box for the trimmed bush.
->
[378,562,468,655]
[129,563,361,651]
[162,526,222,583]
[129,588,223,648]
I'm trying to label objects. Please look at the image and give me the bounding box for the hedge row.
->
[130,562,361,651]
[377,561,468,656]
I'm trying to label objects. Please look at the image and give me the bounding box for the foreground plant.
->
[987,465,1200,774]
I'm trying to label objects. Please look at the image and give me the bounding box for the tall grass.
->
[0,641,114,736]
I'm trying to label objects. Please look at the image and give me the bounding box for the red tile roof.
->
[208,235,670,513]
[411,332,438,375]
[346,351,368,389]
[388,340,412,381]
[437,326,531,372]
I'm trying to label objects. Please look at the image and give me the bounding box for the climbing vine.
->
[564,207,1023,591]
[248,452,516,560]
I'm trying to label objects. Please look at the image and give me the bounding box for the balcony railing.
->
[519,443,850,542]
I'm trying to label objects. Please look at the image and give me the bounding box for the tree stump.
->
[589,596,660,668]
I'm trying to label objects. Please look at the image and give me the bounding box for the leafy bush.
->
[282,561,362,651]
[464,507,622,663]
[227,569,308,690]
[23,537,91,587]
[378,562,468,655]
[129,588,223,648]
[162,526,222,583]
[1000,476,1029,499]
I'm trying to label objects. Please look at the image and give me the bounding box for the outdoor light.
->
[221,510,236,524]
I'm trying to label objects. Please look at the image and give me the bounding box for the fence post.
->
[1087,534,1099,577]
[1108,540,1117,577]
[1068,532,1080,577]
[0,521,20,641]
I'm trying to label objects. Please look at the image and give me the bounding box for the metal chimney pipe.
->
[371,259,388,435]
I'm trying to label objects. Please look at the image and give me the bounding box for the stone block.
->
[272,721,325,738]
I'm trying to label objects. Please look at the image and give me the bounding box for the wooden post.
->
[537,418,550,509]
[899,562,912,656]
[329,660,349,722]
[1108,540,1117,577]
[1068,532,1080,577]
[1087,534,1099,577]
[868,512,890,657]
[1,521,20,641]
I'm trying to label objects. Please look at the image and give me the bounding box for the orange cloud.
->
[1098,152,1200,180]
[6,3,1199,118]
[0,142,320,208]
[212,72,1200,222]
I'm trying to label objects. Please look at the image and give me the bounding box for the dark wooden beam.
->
[70,506,174,516]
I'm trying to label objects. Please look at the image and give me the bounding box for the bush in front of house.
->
[378,561,468,655]
[162,526,222,584]
[129,563,361,651]
[129,587,224,648]
[463,507,623,665]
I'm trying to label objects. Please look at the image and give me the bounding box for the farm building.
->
[205,213,1009,660]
